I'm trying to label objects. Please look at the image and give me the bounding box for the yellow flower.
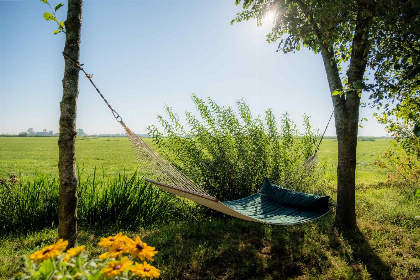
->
[98,233,126,247]
[63,245,85,261]
[99,252,110,260]
[108,239,130,258]
[29,239,68,262]
[131,261,160,279]
[99,250,124,260]
[102,257,133,278]
[127,236,158,261]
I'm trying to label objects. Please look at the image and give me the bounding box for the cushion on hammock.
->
[260,178,330,212]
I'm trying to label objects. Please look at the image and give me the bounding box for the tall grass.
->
[0,172,194,234]
[148,95,328,201]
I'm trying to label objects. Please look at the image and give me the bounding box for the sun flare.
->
[266,11,275,22]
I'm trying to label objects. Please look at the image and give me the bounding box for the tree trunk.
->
[318,4,371,231]
[58,0,83,247]
[318,44,358,231]
[334,99,359,231]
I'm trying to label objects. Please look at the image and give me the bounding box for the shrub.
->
[148,95,327,201]
[374,142,420,189]
[374,120,420,189]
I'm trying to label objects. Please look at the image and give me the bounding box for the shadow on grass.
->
[3,214,398,280]
[140,213,396,279]
[341,227,394,280]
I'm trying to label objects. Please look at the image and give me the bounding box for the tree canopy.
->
[232,0,419,103]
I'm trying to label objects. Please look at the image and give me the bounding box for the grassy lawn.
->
[1,186,419,279]
[1,136,418,279]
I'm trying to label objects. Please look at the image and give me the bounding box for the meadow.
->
[0,136,391,184]
[1,136,419,279]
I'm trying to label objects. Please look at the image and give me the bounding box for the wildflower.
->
[63,245,85,261]
[29,239,68,262]
[127,236,158,261]
[131,261,160,279]
[108,239,129,258]
[98,232,126,247]
[102,257,133,278]
[99,252,110,260]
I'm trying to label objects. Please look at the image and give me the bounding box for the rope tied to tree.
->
[62,52,123,124]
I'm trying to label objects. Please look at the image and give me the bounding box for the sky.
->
[0,0,387,136]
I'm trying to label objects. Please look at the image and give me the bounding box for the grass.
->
[1,186,419,279]
[0,137,392,185]
[0,172,195,234]
[317,138,392,185]
[1,136,419,279]
[0,137,152,179]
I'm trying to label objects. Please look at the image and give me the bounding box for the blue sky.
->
[0,0,386,136]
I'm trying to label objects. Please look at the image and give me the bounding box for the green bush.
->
[374,120,420,188]
[374,142,420,189]
[0,172,194,234]
[148,95,327,201]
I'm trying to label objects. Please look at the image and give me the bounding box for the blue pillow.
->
[260,178,330,211]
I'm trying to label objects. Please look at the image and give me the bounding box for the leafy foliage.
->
[374,121,420,188]
[40,0,66,35]
[148,95,326,201]
[232,0,419,97]
[368,1,420,125]
[374,142,420,189]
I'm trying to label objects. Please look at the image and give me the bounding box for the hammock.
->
[145,178,331,225]
[63,53,333,225]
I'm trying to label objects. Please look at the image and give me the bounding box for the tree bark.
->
[58,0,83,247]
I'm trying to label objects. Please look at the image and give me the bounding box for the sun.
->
[266,11,275,22]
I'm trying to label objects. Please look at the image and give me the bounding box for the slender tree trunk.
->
[58,0,83,247]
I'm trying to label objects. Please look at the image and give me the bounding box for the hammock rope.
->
[63,52,333,225]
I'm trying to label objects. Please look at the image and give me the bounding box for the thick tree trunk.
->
[319,44,358,231]
[334,99,359,231]
[58,0,83,247]
[318,5,370,231]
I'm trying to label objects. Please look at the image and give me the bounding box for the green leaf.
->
[40,0,49,4]
[53,30,60,35]
[43,12,57,22]
[59,21,65,29]
[352,80,365,89]
[38,259,54,277]
[55,3,64,12]
[332,90,342,96]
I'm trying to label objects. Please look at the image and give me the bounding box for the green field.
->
[0,136,392,185]
[2,136,419,280]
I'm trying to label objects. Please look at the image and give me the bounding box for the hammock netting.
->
[120,121,332,225]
